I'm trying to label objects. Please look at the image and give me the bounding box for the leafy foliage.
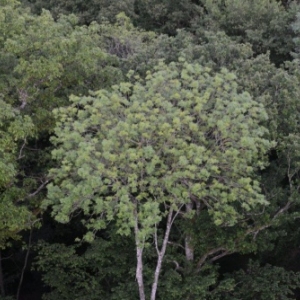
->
[46,60,271,238]
[1,0,300,298]
[34,234,138,300]
[223,260,300,300]
[1,1,121,131]
[0,98,34,248]
[195,0,300,65]
[43,60,274,298]
[22,0,136,25]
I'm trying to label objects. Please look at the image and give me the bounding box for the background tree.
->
[0,0,121,296]
[0,97,35,298]
[0,98,34,249]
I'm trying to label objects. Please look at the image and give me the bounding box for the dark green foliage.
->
[36,238,300,300]
[133,0,203,35]
[22,0,135,25]
[0,97,35,248]
[22,0,202,35]
[1,1,122,131]
[22,0,136,25]
[199,0,299,62]
[2,0,300,299]
[21,0,300,66]
[35,234,138,300]
[223,260,300,300]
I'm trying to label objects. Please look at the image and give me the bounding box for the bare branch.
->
[196,247,226,272]
[210,250,233,262]
[195,197,293,271]
[170,204,184,227]
[167,241,185,250]
[17,138,27,160]
[273,201,292,219]
[27,179,50,199]
[172,260,183,271]
[247,200,292,240]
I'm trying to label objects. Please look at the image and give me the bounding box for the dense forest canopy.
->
[2,0,300,299]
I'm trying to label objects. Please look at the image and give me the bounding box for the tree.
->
[194,0,300,65]
[0,1,123,296]
[133,0,203,35]
[1,1,121,131]
[34,233,139,300]
[21,0,300,66]
[1,0,300,298]
[0,97,35,297]
[0,98,34,248]
[222,260,300,300]
[22,0,136,25]
[22,0,202,35]
[45,60,271,299]
[0,0,123,251]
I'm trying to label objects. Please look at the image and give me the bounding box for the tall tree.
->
[45,60,271,299]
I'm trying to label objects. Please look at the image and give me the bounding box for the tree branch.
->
[27,179,50,199]
[17,138,27,160]
[196,247,227,272]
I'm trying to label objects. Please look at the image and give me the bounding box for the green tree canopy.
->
[0,98,34,247]
[45,60,272,298]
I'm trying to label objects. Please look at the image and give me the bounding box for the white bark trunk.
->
[185,202,194,261]
[150,209,174,300]
[136,246,146,300]
[134,203,146,300]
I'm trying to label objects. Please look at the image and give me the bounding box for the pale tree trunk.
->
[134,202,146,300]
[184,202,194,261]
[134,203,182,300]
[136,246,146,300]
[150,208,174,300]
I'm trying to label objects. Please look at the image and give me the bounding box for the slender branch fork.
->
[151,204,184,300]
[195,195,293,273]
[16,178,51,203]
[18,137,27,160]
[141,188,293,298]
